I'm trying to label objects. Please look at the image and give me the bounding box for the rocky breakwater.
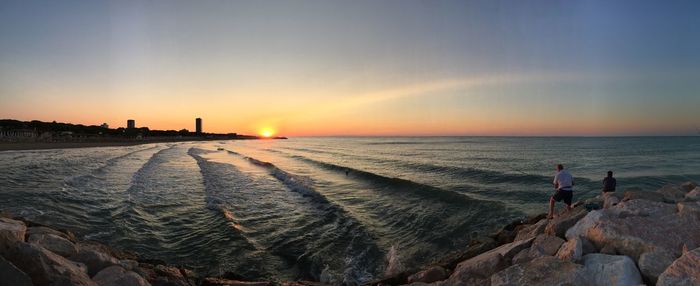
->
[0,214,303,286]
[366,182,700,286]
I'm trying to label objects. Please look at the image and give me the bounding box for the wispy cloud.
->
[293,72,593,120]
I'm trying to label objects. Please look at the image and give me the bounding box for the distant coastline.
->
[0,119,286,151]
[0,137,287,152]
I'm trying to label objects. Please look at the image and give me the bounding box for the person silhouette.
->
[549,164,574,219]
[602,170,616,193]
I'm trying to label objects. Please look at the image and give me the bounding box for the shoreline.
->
[0,138,283,152]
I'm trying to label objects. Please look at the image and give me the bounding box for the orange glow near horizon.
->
[260,128,275,138]
[1,73,697,137]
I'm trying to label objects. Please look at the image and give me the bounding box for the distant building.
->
[0,129,37,139]
[100,123,109,129]
[195,118,202,135]
[127,119,135,129]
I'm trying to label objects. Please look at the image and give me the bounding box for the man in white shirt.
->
[549,164,574,219]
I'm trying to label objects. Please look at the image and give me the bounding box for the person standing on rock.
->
[602,170,616,193]
[549,164,574,219]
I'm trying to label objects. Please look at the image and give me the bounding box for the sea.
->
[1,137,699,284]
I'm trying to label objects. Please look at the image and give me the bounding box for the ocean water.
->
[1,137,699,284]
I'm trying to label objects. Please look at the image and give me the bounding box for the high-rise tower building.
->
[127,119,135,129]
[195,118,202,135]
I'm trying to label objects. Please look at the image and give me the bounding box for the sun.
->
[260,128,275,138]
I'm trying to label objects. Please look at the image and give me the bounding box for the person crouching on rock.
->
[602,170,616,193]
[549,164,574,219]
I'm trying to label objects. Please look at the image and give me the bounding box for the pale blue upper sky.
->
[1,0,699,135]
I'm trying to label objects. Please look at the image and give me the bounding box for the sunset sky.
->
[1,0,699,136]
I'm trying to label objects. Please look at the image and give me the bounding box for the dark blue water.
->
[1,137,698,284]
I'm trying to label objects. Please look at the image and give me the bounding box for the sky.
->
[1,0,699,136]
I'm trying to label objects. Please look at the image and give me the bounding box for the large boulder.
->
[490,256,589,286]
[0,255,32,286]
[70,242,120,276]
[544,206,588,238]
[581,254,643,286]
[406,266,448,284]
[638,251,677,285]
[0,217,26,250]
[512,235,564,264]
[3,241,95,286]
[28,232,78,257]
[617,198,677,217]
[529,234,564,256]
[556,237,582,262]
[433,237,497,271]
[513,219,547,241]
[657,247,700,286]
[565,199,700,263]
[440,238,534,285]
[622,188,665,203]
[92,265,150,286]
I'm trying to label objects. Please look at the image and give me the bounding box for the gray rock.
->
[617,198,677,217]
[441,238,534,285]
[150,264,192,286]
[544,206,588,238]
[657,247,700,286]
[622,188,665,202]
[406,266,448,284]
[26,226,76,242]
[580,236,597,254]
[638,251,677,285]
[490,256,589,286]
[658,184,687,203]
[680,182,697,192]
[513,219,547,241]
[70,242,120,277]
[511,248,531,265]
[582,254,643,286]
[92,265,150,286]
[565,210,603,240]
[604,195,620,209]
[119,259,140,271]
[565,199,700,263]
[433,237,497,271]
[0,217,26,251]
[28,232,78,257]
[530,234,564,256]
[600,244,618,255]
[512,235,565,264]
[686,188,700,201]
[0,254,32,286]
[677,201,700,220]
[3,241,95,286]
[556,237,582,262]
[201,278,271,286]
